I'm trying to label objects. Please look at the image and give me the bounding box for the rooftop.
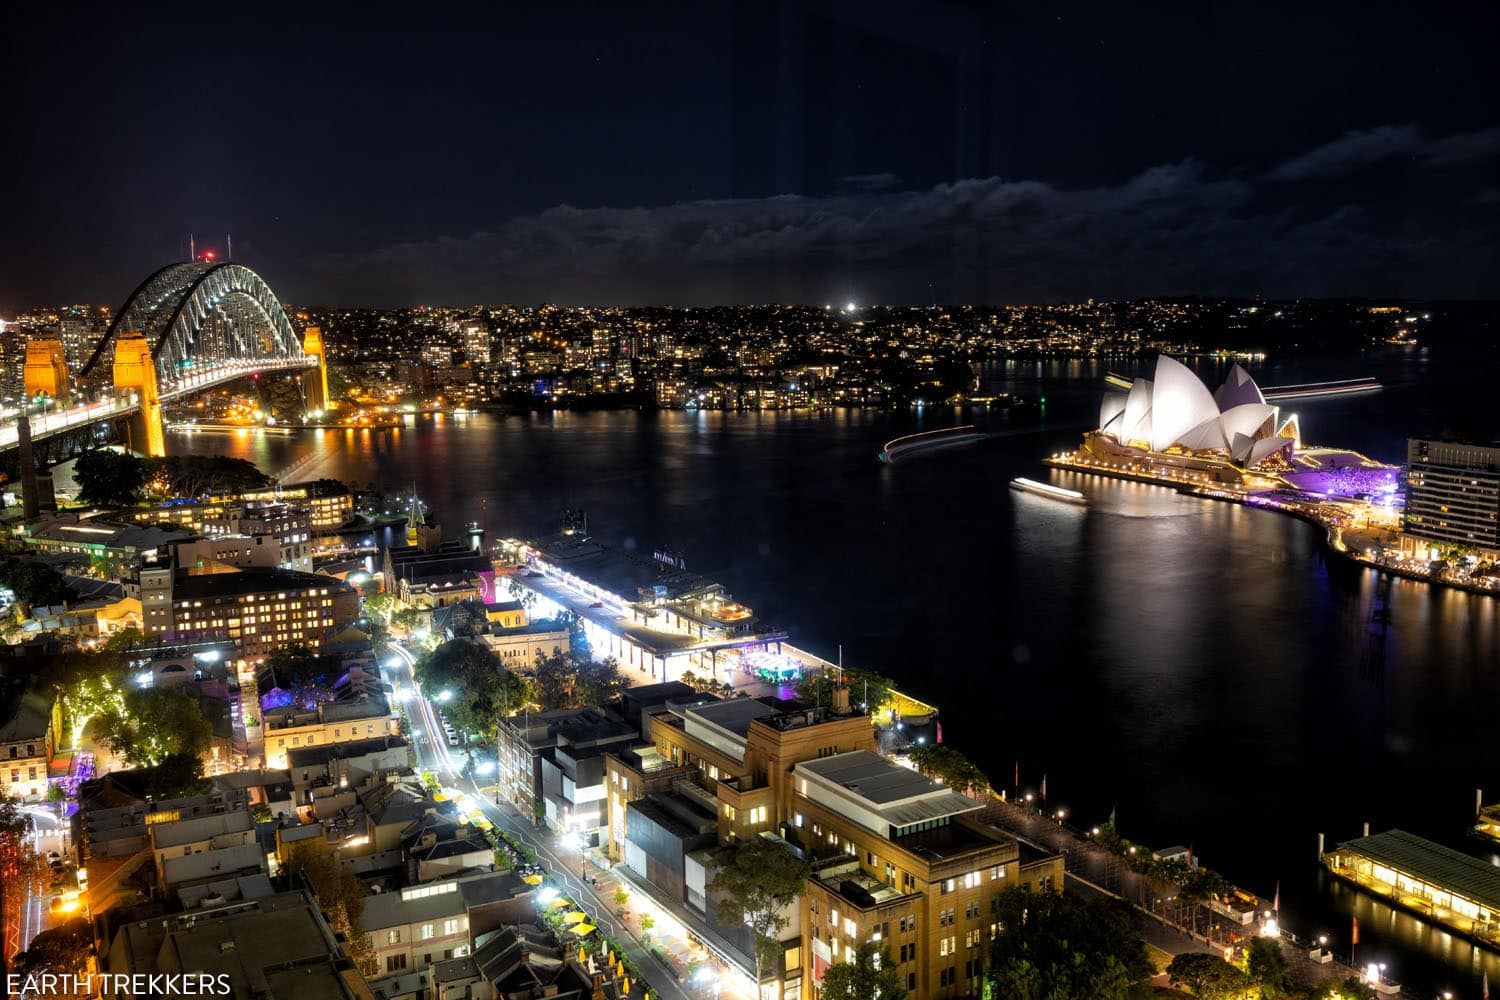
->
[150,809,253,849]
[26,517,195,552]
[175,567,349,601]
[1335,829,1500,912]
[361,870,528,931]
[796,750,983,832]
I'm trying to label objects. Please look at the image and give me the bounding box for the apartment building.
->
[791,750,1064,1000]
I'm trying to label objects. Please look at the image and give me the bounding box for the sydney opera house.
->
[1077,355,1303,485]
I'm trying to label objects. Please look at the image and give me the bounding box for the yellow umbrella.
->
[562,911,585,924]
[521,874,544,886]
[549,897,570,909]
[575,923,596,936]
[578,946,587,964]
[621,976,630,993]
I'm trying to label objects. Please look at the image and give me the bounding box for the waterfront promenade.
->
[975,797,1409,996]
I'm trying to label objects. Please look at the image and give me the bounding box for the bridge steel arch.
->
[80,262,305,389]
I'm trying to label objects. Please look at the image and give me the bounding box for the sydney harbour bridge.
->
[3,261,329,514]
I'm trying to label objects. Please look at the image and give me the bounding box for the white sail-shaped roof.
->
[1121,379,1153,446]
[1213,364,1266,409]
[1220,402,1278,442]
[1099,392,1128,436]
[1091,356,1300,465]
[1176,416,1229,452]
[1150,355,1222,453]
[1248,436,1294,467]
[1275,414,1301,447]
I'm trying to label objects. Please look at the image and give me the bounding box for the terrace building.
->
[361,869,533,978]
[0,684,59,800]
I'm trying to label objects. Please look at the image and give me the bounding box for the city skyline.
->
[5,1,1500,310]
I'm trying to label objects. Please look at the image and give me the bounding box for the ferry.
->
[1009,477,1086,505]
[878,425,984,463]
[1262,377,1381,401]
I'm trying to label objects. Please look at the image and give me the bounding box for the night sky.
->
[5,1,1499,310]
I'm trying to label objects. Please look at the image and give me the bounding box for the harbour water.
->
[173,347,1500,995]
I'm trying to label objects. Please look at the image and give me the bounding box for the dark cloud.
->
[1266,125,1422,180]
[301,130,1498,305]
[1421,126,1500,167]
[1266,124,1500,180]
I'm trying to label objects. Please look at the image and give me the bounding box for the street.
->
[384,643,724,1000]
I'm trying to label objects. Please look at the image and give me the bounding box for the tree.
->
[574,656,627,707]
[0,557,72,612]
[362,592,399,627]
[145,753,211,800]
[14,916,92,982]
[796,666,898,714]
[1167,952,1254,999]
[820,940,907,1000]
[261,644,333,692]
[416,639,531,739]
[1179,867,1230,934]
[1307,979,1374,1000]
[144,455,270,498]
[284,841,373,974]
[41,647,129,749]
[532,652,626,711]
[1245,938,1289,997]
[73,449,146,505]
[91,687,213,766]
[907,744,990,798]
[533,652,575,710]
[709,837,810,989]
[102,627,144,652]
[989,886,1152,1000]
[0,796,51,979]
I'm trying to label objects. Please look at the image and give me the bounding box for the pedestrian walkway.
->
[975,797,1407,996]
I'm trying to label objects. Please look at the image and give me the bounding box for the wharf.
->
[974,797,1405,995]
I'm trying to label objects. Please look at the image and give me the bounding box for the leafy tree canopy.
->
[907,743,991,798]
[74,449,147,506]
[0,557,72,611]
[820,940,907,1000]
[532,652,627,711]
[13,916,91,979]
[91,686,213,767]
[1246,936,1289,995]
[144,455,270,498]
[284,840,374,973]
[795,665,898,713]
[1167,952,1254,1000]
[989,886,1153,1000]
[416,639,531,739]
[709,837,810,985]
[259,644,337,692]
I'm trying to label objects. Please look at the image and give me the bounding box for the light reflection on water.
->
[169,352,1500,993]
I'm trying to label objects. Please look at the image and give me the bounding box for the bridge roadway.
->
[0,355,317,452]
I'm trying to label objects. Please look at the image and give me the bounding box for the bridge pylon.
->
[23,338,71,407]
[112,330,166,458]
[302,326,329,414]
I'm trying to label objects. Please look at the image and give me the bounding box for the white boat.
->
[1009,477,1086,505]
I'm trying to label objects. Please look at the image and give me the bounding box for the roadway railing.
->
[0,397,141,448]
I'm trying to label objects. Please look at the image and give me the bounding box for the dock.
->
[1323,828,1500,951]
